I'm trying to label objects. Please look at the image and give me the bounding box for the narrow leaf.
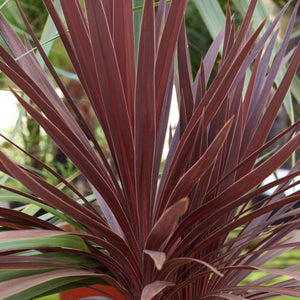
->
[144,250,166,270]
[193,0,225,40]
[0,230,89,252]
[134,0,156,240]
[141,281,175,300]
[167,117,233,207]
[146,197,189,250]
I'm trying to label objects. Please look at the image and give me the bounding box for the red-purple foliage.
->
[0,0,299,299]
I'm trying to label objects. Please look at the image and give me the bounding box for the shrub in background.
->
[0,0,299,299]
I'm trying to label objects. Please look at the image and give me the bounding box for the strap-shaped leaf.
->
[155,20,265,219]
[0,230,88,252]
[0,269,129,300]
[193,0,225,40]
[168,130,300,258]
[0,149,129,248]
[246,44,300,160]
[219,285,300,298]
[161,257,223,278]
[167,118,233,208]
[155,0,188,125]
[113,0,136,123]
[84,0,135,207]
[134,0,156,239]
[203,294,247,299]
[177,22,194,131]
[146,197,189,250]
[144,250,166,270]
[141,280,175,300]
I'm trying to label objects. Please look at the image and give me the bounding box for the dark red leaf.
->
[134,0,156,240]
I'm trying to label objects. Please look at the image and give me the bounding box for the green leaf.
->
[232,0,269,28]
[192,0,225,40]
[53,66,78,80]
[0,231,89,252]
[133,0,143,58]
[5,276,84,300]
[0,191,87,231]
[0,269,50,282]
[0,269,106,300]
[0,0,10,10]
[291,75,300,104]
[36,251,102,268]
[35,0,62,61]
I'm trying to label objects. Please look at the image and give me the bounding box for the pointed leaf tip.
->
[165,257,224,278]
[146,197,189,250]
[144,250,166,270]
[141,281,175,300]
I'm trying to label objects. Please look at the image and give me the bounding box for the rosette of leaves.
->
[0,0,299,299]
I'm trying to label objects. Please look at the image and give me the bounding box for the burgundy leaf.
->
[134,0,156,241]
[155,0,188,125]
[113,0,136,125]
[167,118,233,208]
[177,22,194,122]
[0,0,298,298]
[84,0,136,211]
[161,257,223,278]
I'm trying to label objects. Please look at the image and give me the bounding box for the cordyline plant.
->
[0,0,299,299]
